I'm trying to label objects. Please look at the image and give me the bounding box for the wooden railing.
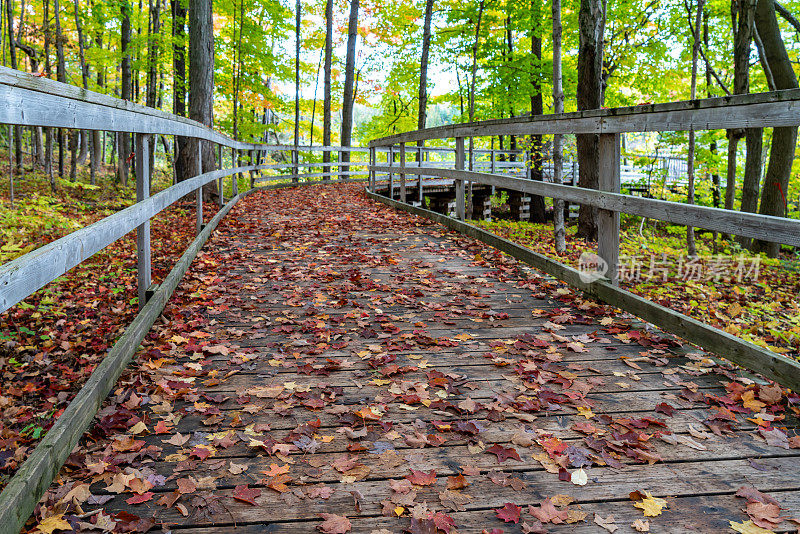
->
[366,88,800,392]
[0,67,370,533]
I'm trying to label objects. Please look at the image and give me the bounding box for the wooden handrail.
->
[366,90,800,394]
[370,165,800,247]
[370,88,800,146]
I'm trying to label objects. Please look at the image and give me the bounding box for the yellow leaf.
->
[129,421,148,435]
[577,406,595,419]
[394,506,405,517]
[35,515,72,534]
[633,492,667,517]
[729,520,775,534]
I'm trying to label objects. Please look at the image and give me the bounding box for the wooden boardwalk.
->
[44,183,800,533]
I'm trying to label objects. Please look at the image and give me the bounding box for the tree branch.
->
[683,0,732,95]
[753,23,777,90]
[775,2,800,33]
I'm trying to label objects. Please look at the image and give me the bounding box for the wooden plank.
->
[89,457,800,526]
[369,165,800,246]
[134,134,151,308]
[368,88,800,146]
[597,133,620,286]
[367,190,800,392]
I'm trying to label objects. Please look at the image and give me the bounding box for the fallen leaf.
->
[594,514,618,532]
[632,491,667,517]
[35,515,72,534]
[317,513,352,533]
[233,484,261,505]
[495,502,522,524]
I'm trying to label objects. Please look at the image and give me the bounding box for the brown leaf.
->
[447,475,469,490]
[317,513,352,533]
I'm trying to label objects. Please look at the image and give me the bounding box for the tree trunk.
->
[322,0,333,177]
[575,0,605,240]
[340,0,359,173]
[171,0,188,183]
[73,0,90,167]
[6,0,22,171]
[686,0,704,257]
[120,0,132,186]
[43,0,56,191]
[529,0,545,223]
[552,0,566,253]
[183,0,217,201]
[752,0,799,256]
[417,0,434,161]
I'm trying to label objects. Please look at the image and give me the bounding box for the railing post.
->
[490,148,496,174]
[400,142,407,203]
[135,133,151,310]
[293,147,299,184]
[217,143,224,207]
[455,137,465,220]
[196,140,204,235]
[369,147,376,191]
[417,146,424,205]
[388,145,394,199]
[232,147,239,196]
[598,133,621,286]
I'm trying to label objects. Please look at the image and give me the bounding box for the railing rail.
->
[366,88,800,393]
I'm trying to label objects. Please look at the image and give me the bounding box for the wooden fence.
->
[0,67,367,534]
[366,88,800,393]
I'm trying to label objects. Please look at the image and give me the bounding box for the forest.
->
[0,0,798,218]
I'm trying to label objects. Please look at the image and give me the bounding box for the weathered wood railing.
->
[366,88,800,392]
[0,67,367,533]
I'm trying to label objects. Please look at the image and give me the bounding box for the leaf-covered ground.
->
[19,183,800,534]
[0,169,221,489]
[475,218,800,357]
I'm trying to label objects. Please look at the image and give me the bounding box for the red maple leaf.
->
[406,469,437,486]
[125,492,154,505]
[432,512,457,533]
[233,484,261,505]
[486,444,521,463]
[495,502,522,523]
